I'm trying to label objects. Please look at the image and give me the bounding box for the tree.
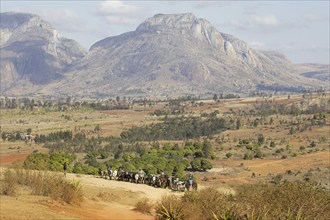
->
[15,132,21,140]
[236,119,241,130]
[73,162,84,173]
[200,158,213,171]
[27,128,32,135]
[1,132,7,141]
[309,141,316,148]
[94,124,101,132]
[213,94,218,102]
[23,152,49,170]
[202,140,212,158]
[99,150,109,159]
[257,134,265,145]
[270,141,276,148]
[191,158,213,171]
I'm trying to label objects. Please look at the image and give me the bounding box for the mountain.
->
[1,12,328,98]
[0,12,87,96]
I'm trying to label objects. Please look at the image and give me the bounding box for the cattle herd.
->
[97,167,197,192]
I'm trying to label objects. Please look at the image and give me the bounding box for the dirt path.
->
[0,171,181,220]
[66,173,180,202]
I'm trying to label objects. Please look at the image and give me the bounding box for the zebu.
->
[111,170,118,180]
[134,172,145,184]
[186,180,198,191]
[169,177,185,192]
[98,168,107,179]
[107,168,113,180]
[146,174,157,186]
[158,175,170,188]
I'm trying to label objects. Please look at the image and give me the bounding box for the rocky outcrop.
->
[0,12,87,94]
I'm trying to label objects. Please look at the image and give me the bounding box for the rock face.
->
[0,12,87,95]
[43,13,327,98]
[1,12,328,98]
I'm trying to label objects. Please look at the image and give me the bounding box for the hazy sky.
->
[1,0,329,64]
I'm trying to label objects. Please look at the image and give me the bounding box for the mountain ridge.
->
[1,12,328,98]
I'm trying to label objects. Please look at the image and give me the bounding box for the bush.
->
[155,182,330,219]
[155,195,185,220]
[0,169,84,204]
[134,198,153,214]
[1,169,18,196]
[225,152,232,159]
[190,158,213,171]
[244,152,253,160]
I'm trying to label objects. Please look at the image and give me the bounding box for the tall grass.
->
[0,169,84,204]
[155,182,330,220]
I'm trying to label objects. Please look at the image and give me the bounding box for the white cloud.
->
[97,0,142,26]
[38,9,89,33]
[99,0,140,14]
[249,15,279,27]
[248,41,266,50]
[223,14,307,33]
[303,13,328,22]
[193,1,232,8]
[227,14,281,30]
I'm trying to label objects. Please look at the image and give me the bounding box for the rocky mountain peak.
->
[136,13,199,32]
[1,12,87,93]
[0,12,57,46]
[135,13,224,51]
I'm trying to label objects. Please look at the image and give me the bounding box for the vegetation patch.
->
[0,168,84,204]
[155,182,330,220]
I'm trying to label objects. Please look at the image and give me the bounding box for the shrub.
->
[190,158,213,171]
[1,169,17,196]
[155,195,185,220]
[225,152,232,159]
[154,182,330,220]
[0,169,84,204]
[134,198,153,214]
[244,152,253,160]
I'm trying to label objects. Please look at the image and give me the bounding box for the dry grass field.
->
[1,93,329,219]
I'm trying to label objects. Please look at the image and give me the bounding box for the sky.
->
[1,0,329,64]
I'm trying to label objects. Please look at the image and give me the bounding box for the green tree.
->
[191,158,213,171]
[202,140,212,158]
[27,128,32,135]
[23,152,49,170]
[213,94,218,102]
[236,119,241,130]
[73,162,84,173]
[1,132,7,141]
[270,141,276,148]
[225,152,232,159]
[309,141,316,148]
[257,134,265,145]
[99,149,109,159]
[49,151,75,172]
[94,124,101,132]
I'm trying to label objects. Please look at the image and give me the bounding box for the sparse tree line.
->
[120,115,234,141]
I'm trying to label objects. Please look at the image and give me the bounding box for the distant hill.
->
[0,12,87,96]
[1,12,328,98]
